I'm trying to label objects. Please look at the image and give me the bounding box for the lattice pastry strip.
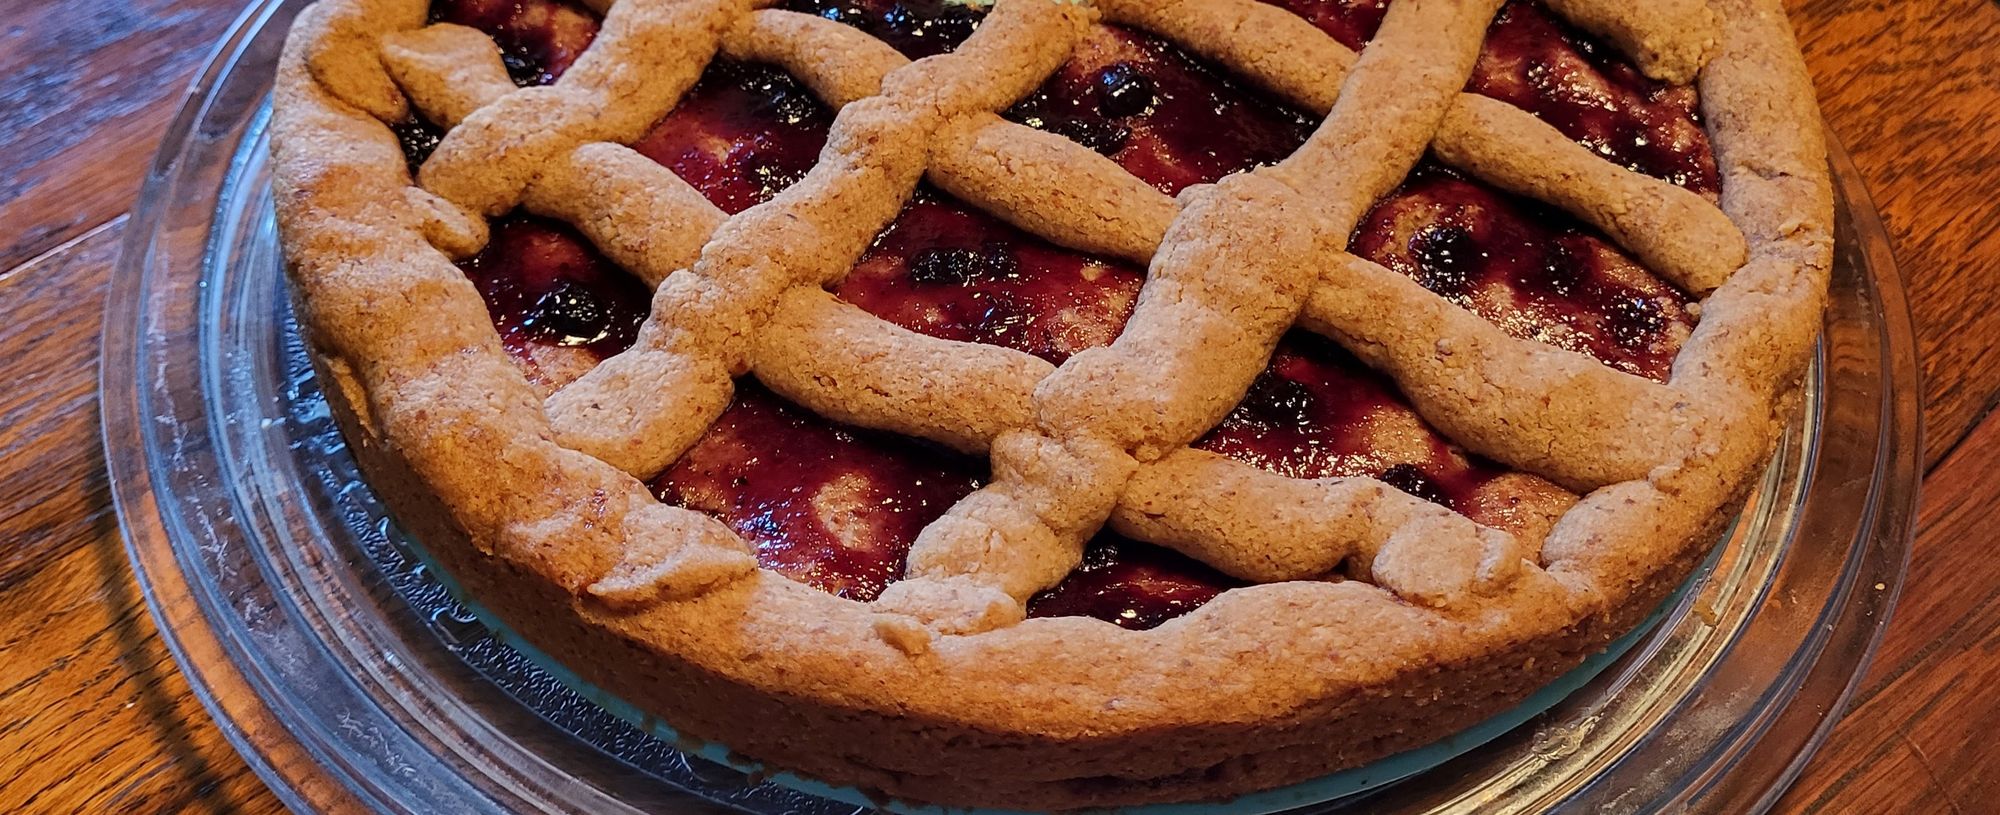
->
[533,2,1090,477]
[277,2,769,611]
[870,0,1530,630]
[743,1,1760,498]
[720,2,1561,595]
[824,0,1798,614]
[820,0,1728,611]
[372,0,1504,623]
[293,0,1825,631]
[380,9,1108,455]
[994,0,1764,492]
[375,0,1712,619]
[1052,0,1754,293]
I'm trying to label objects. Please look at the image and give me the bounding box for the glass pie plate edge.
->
[102,2,1920,813]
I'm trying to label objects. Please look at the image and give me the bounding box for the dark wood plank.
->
[1774,409,2000,813]
[0,222,122,591]
[0,222,276,814]
[0,0,245,271]
[1787,0,2000,468]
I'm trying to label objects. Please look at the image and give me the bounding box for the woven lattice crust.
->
[273,0,1831,808]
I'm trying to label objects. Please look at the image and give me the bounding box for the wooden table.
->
[4,1,1996,811]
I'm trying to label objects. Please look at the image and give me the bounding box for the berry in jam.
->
[651,381,987,601]
[457,213,651,360]
[1350,162,1695,381]
[1196,332,1531,522]
[429,0,599,87]
[391,115,446,173]
[1007,25,1316,195]
[1027,534,1243,630]
[834,188,1145,365]
[631,60,836,214]
[779,0,988,60]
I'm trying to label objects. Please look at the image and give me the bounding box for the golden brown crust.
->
[1542,0,1721,84]
[271,0,1832,808]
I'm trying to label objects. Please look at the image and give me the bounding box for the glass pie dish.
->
[103,2,1919,812]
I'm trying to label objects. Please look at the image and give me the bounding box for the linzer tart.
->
[270,0,1831,808]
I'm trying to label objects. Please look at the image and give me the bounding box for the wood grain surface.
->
[1,0,1994,812]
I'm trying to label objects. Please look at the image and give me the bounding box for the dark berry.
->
[1380,463,1450,507]
[1095,63,1158,118]
[500,50,545,87]
[522,280,613,346]
[1241,371,1318,428]
[908,248,985,284]
[390,116,444,173]
[1411,223,1480,298]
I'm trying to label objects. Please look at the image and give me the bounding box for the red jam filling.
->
[1261,0,1388,51]
[457,214,652,361]
[429,0,599,87]
[1195,331,1524,516]
[833,188,1146,365]
[1026,534,1243,631]
[630,60,836,214]
[1006,25,1317,195]
[1471,1,1717,194]
[779,0,987,59]
[650,381,987,601]
[1270,0,1718,193]
[1349,162,1694,381]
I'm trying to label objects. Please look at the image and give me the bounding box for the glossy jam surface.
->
[1007,25,1317,195]
[458,214,651,362]
[1195,332,1528,517]
[1350,163,1694,380]
[834,189,1145,364]
[429,0,599,86]
[630,60,836,214]
[779,0,986,59]
[651,382,987,601]
[1027,534,1243,631]
[1261,0,1388,51]
[1471,1,1717,193]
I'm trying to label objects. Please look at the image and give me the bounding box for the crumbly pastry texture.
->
[271,0,1831,808]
